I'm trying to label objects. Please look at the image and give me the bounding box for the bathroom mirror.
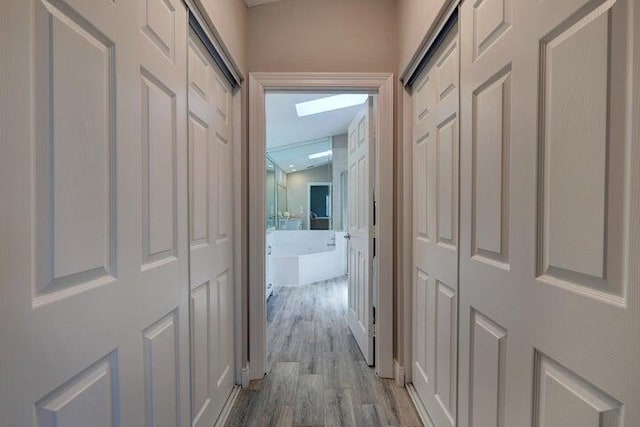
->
[267,137,344,230]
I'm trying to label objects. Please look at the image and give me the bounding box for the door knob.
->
[343,234,351,240]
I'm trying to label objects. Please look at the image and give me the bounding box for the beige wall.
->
[247,0,397,72]
[397,0,450,74]
[200,0,248,73]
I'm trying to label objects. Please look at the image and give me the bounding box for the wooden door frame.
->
[248,73,394,380]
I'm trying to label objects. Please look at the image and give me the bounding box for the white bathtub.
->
[267,230,347,286]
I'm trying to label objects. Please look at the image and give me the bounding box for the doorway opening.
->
[264,91,375,372]
[248,73,395,382]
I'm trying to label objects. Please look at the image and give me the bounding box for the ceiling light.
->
[289,164,294,168]
[308,150,332,160]
[291,169,296,172]
[295,94,369,117]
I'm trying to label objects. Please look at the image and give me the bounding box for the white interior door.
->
[458,0,640,425]
[347,97,375,365]
[188,30,235,427]
[0,0,190,425]
[410,23,460,427]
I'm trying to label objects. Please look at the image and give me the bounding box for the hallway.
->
[2,0,639,424]
[226,279,421,426]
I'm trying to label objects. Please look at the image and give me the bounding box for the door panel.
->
[347,98,375,365]
[411,23,459,427]
[188,32,235,427]
[459,0,640,425]
[0,0,190,425]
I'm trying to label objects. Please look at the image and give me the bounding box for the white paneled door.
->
[347,97,375,365]
[188,31,236,427]
[411,23,460,427]
[0,0,190,426]
[458,0,640,425]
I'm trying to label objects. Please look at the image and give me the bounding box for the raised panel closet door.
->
[458,0,640,425]
[411,22,460,427]
[0,0,190,426]
[188,30,235,427]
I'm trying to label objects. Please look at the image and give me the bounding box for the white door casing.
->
[347,97,375,366]
[248,73,394,380]
[0,0,190,425]
[188,31,235,427]
[458,0,640,425]
[411,23,460,427]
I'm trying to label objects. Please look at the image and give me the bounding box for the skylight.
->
[295,94,369,117]
[308,150,332,160]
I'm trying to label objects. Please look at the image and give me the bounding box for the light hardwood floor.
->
[226,278,422,426]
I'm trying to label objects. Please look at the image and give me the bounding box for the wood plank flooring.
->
[225,278,422,426]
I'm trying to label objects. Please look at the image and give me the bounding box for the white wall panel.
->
[141,71,177,267]
[535,353,622,427]
[472,68,511,267]
[142,0,176,61]
[473,0,511,59]
[36,353,118,427]
[437,42,458,101]
[190,283,210,422]
[215,133,230,242]
[542,7,608,278]
[189,116,209,247]
[143,312,179,427]
[469,310,507,427]
[437,116,457,247]
[34,1,116,302]
[435,281,456,421]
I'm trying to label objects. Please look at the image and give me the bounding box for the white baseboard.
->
[406,383,435,427]
[214,386,241,427]
[241,362,250,388]
[393,360,405,386]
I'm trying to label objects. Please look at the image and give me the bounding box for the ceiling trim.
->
[245,0,282,7]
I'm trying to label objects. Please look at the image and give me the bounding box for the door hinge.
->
[373,199,377,226]
[370,306,376,337]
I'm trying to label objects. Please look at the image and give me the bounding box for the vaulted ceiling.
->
[266,91,368,173]
[266,92,365,150]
